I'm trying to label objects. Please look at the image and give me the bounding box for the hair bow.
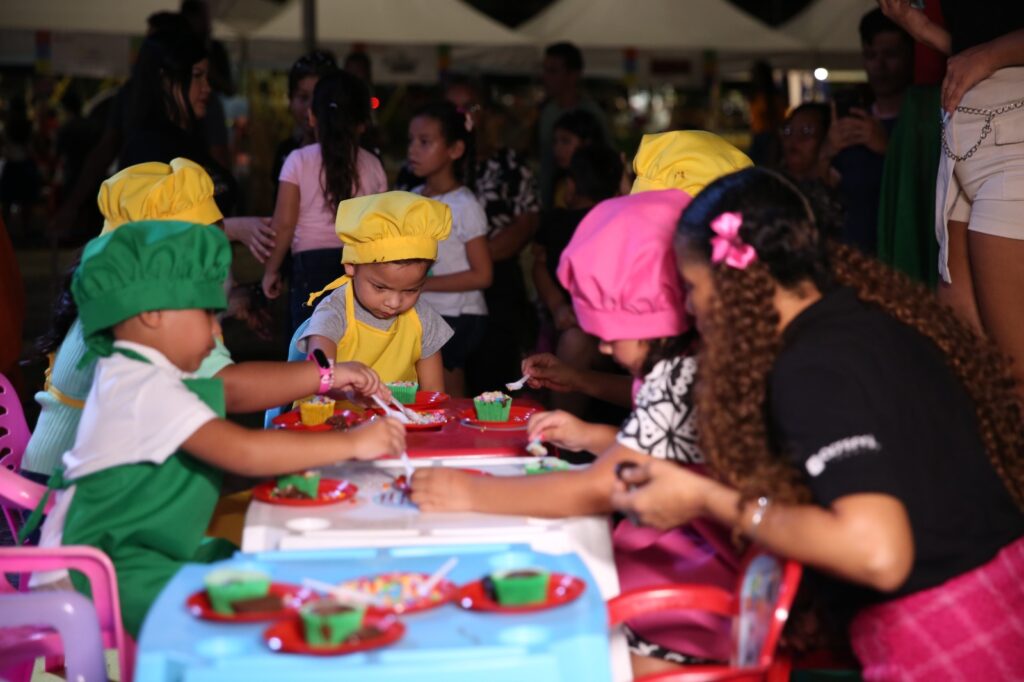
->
[710,211,757,269]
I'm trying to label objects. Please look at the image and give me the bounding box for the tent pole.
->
[302,0,317,51]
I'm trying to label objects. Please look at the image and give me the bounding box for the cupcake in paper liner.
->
[204,569,271,615]
[386,381,418,405]
[487,568,551,606]
[300,598,366,646]
[275,470,321,499]
[299,396,335,426]
[473,391,512,421]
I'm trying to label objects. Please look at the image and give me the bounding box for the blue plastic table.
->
[136,543,612,682]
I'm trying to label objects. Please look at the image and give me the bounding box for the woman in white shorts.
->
[881,0,1024,398]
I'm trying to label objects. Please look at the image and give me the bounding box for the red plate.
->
[405,391,449,410]
[336,571,459,615]
[456,573,586,613]
[458,406,538,431]
[365,408,451,431]
[252,479,358,506]
[264,613,404,656]
[270,409,363,432]
[187,582,314,622]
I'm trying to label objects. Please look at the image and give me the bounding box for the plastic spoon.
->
[417,557,459,597]
[505,374,530,391]
[372,394,411,425]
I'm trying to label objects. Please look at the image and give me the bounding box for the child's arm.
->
[261,181,300,299]
[527,410,617,455]
[217,359,385,413]
[410,442,647,516]
[422,236,493,292]
[523,353,633,408]
[489,212,538,262]
[531,245,576,330]
[414,351,445,392]
[183,415,406,477]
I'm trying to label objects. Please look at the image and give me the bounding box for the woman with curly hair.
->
[613,167,1024,681]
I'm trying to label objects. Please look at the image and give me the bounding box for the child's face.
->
[290,75,319,130]
[598,339,650,377]
[407,115,462,180]
[676,247,715,334]
[189,59,211,120]
[161,309,220,372]
[347,261,431,320]
[553,129,582,169]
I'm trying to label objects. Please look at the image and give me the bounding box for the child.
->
[407,101,493,396]
[411,190,741,677]
[292,191,454,392]
[615,168,1024,680]
[262,71,387,332]
[21,159,385,488]
[533,144,623,417]
[551,109,607,209]
[28,220,405,637]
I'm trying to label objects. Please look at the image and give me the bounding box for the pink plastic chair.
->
[0,372,30,473]
[0,590,107,682]
[608,550,802,682]
[0,465,53,547]
[0,546,135,682]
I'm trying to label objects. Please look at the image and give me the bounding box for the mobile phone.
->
[833,89,867,119]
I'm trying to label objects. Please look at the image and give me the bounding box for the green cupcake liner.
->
[276,472,321,498]
[300,602,366,646]
[473,397,512,422]
[387,383,419,405]
[524,459,571,475]
[491,569,550,606]
[204,571,271,615]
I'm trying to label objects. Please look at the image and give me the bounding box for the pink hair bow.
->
[710,211,757,269]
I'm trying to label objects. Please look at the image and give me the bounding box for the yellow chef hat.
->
[336,191,452,264]
[630,131,753,197]
[97,158,223,234]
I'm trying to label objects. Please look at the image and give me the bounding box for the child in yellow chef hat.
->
[292,191,455,392]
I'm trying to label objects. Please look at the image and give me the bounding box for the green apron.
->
[26,347,236,636]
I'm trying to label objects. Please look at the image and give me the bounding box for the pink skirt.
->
[850,535,1024,682]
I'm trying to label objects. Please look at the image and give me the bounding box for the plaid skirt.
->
[850,535,1024,681]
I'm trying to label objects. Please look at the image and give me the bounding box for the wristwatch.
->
[307,349,334,395]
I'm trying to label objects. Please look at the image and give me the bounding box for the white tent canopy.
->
[253,0,529,45]
[781,0,876,53]
[519,0,805,52]
[0,0,241,38]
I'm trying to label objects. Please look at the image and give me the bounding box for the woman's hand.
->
[522,353,578,393]
[225,216,276,263]
[610,459,714,530]
[331,361,384,399]
[409,468,475,512]
[262,269,283,299]
[346,417,406,460]
[942,44,997,113]
[527,410,593,452]
[877,0,920,32]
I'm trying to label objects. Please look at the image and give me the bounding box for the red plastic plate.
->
[252,479,358,507]
[270,408,362,432]
[365,408,452,431]
[405,391,449,410]
[458,406,538,431]
[264,613,405,656]
[455,573,586,613]
[336,571,459,615]
[186,582,313,622]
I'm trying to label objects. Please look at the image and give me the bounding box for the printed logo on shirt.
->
[805,434,881,477]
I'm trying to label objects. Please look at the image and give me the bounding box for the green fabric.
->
[72,220,231,358]
[62,348,234,636]
[877,86,941,287]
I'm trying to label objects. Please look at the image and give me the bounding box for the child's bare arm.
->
[262,182,300,299]
[182,416,405,477]
[411,443,647,516]
[422,237,493,292]
[217,361,323,413]
[415,352,445,392]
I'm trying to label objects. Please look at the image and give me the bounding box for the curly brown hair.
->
[677,167,1024,510]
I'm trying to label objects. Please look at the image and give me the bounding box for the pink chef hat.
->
[557,189,692,342]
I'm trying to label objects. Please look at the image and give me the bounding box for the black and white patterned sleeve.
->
[616,356,703,463]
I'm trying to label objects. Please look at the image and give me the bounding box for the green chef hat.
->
[72,220,231,358]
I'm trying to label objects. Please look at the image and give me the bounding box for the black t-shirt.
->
[769,287,1022,599]
[941,0,1024,54]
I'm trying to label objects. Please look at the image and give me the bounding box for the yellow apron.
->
[330,276,422,384]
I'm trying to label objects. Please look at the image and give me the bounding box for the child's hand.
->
[522,353,577,393]
[610,459,712,530]
[527,410,592,452]
[346,416,406,460]
[409,468,475,512]
[262,270,283,299]
[331,361,383,398]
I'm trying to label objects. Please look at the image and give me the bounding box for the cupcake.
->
[275,471,321,499]
[386,381,419,405]
[204,569,272,615]
[487,568,551,606]
[473,391,512,422]
[524,459,570,475]
[299,396,335,426]
[300,598,366,647]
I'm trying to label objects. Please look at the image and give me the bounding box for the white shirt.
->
[413,185,489,317]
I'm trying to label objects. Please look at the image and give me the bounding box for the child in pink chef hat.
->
[411,188,741,676]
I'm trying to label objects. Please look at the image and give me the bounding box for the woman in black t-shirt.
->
[613,168,1024,680]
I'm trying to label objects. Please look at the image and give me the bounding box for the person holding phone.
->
[818,9,914,256]
[879,0,1024,404]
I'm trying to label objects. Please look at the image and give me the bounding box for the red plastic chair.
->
[0,371,30,473]
[0,546,135,682]
[608,550,802,682]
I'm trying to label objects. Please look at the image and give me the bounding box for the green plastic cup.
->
[490,568,550,606]
[300,599,366,647]
[204,569,271,615]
